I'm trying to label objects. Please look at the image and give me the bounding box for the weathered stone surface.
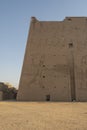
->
[0,91,3,101]
[0,82,17,100]
[17,17,87,101]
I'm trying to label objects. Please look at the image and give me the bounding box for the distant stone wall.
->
[0,82,17,100]
[0,91,3,101]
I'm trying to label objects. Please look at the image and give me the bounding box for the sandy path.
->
[0,102,87,130]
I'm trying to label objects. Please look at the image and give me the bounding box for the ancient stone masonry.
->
[17,17,87,101]
[0,82,17,100]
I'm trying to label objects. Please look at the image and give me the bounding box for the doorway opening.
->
[46,95,50,101]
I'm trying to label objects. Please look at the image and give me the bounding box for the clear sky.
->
[0,0,87,88]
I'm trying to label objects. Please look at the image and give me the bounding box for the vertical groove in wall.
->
[69,43,76,101]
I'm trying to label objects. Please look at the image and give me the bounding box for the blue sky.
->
[0,0,87,88]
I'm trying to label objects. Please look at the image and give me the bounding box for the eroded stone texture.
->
[17,17,87,101]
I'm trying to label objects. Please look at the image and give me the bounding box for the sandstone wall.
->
[17,17,87,101]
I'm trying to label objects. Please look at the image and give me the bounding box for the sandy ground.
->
[0,102,87,130]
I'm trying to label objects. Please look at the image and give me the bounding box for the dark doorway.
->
[46,95,50,101]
